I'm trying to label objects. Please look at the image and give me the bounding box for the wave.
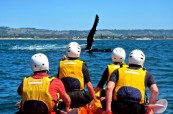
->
[11,44,66,51]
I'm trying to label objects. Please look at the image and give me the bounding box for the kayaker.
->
[93,47,127,112]
[17,53,71,114]
[57,42,99,108]
[94,47,127,95]
[105,49,159,114]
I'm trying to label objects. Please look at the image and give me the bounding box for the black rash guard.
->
[97,67,109,88]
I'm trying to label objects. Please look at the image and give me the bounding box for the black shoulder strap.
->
[25,76,30,78]
[145,90,148,104]
[48,76,55,84]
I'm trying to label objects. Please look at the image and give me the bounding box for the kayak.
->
[16,91,167,114]
[16,99,167,114]
[66,99,167,114]
[66,102,153,114]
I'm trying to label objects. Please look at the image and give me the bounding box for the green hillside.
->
[0,27,173,39]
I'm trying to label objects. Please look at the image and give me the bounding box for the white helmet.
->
[66,42,81,58]
[129,49,145,67]
[112,47,126,63]
[30,53,49,72]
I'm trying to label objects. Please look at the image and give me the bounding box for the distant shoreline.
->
[1,27,173,40]
[0,37,172,40]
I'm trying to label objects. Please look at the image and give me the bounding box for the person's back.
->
[57,42,98,108]
[17,53,71,114]
[105,49,159,114]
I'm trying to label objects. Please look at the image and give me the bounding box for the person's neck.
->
[68,57,78,60]
[114,62,123,65]
[34,70,48,74]
[129,64,142,68]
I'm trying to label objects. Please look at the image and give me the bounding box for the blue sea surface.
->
[0,39,172,113]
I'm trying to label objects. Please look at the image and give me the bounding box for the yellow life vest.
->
[21,76,55,111]
[113,67,146,104]
[108,63,128,80]
[59,59,84,90]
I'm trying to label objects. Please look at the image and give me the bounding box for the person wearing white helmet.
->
[17,53,71,114]
[105,49,159,114]
[57,42,99,108]
[92,47,127,110]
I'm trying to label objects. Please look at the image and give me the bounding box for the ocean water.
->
[0,39,172,113]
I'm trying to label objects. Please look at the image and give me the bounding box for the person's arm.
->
[106,81,115,113]
[51,78,71,112]
[94,68,109,93]
[60,93,71,112]
[149,84,159,104]
[17,81,23,95]
[145,72,159,104]
[82,62,100,102]
[105,69,118,113]
[145,84,158,114]
[16,81,24,109]
[86,82,99,102]
[94,86,101,93]
[57,67,60,78]
[145,72,159,114]
[82,63,99,102]
[62,55,67,60]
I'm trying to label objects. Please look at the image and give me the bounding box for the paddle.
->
[57,108,79,114]
[145,99,168,113]
[57,109,67,114]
